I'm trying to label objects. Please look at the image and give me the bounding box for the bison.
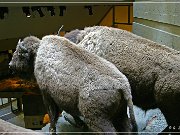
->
[9,35,137,134]
[64,26,180,132]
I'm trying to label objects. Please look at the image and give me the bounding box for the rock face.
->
[65,26,180,132]
[133,106,167,134]
[0,119,43,135]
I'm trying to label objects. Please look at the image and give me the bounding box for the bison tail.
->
[127,98,138,134]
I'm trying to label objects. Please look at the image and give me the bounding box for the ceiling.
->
[0,5,113,51]
[0,1,133,51]
[0,0,133,6]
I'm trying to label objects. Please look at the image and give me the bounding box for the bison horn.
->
[57,25,64,36]
[19,43,28,53]
[18,39,21,43]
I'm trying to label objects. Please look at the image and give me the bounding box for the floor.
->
[0,98,25,128]
[0,98,168,135]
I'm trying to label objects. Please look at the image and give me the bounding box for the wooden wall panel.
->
[99,8,113,27]
[133,1,180,50]
[99,4,133,32]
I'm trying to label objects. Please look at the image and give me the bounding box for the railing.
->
[0,98,10,106]
[0,98,17,110]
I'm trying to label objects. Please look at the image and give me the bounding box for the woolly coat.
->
[9,35,137,133]
[34,35,137,133]
[71,26,180,128]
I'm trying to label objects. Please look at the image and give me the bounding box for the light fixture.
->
[47,6,55,16]
[59,6,66,16]
[0,7,8,19]
[85,6,93,15]
[22,7,31,18]
[31,6,44,17]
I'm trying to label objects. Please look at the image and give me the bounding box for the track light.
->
[22,7,31,18]
[0,7,8,19]
[85,6,93,15]
[59,6,66,16]
[47,6,55,16]
[31,6,44,17]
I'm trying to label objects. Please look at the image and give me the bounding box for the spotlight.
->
[31,6,44,17]
[0,7,8,19]
[59,6,66,16]
[47,6,55,16]
[22,7,31,18]
[85,6,93,15]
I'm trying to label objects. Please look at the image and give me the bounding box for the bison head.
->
[64,29,81,43]
[9,36,40,79]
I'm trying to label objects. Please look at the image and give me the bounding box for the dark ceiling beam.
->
[0,0,133,7]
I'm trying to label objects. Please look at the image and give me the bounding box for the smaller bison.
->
[9,35,137,134]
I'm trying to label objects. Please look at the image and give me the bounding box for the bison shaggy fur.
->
[9,35,137,134]
[65,26,180,132]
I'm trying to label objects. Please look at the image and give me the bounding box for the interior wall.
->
[0,5,111,51]
[133,1,180,50]
[99,4,133,32]
[99,8,113,27]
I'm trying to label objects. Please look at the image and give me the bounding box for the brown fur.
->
[9,35,137,134]
[66,26,180,132]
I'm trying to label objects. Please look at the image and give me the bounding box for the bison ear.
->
[57,25,64,36]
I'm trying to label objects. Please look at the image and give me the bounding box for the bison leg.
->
[41,90,59,135]
[79,89,120,135]
[73,115,88,129]
[112,101,135,135]
[158,99,180,133]
[84,116,117,135]
[113,114,133,134]
[155,76,180,134]
[159,107,180,133]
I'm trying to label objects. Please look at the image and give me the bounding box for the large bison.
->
[64,26,180,132]
[9,35,137,134]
